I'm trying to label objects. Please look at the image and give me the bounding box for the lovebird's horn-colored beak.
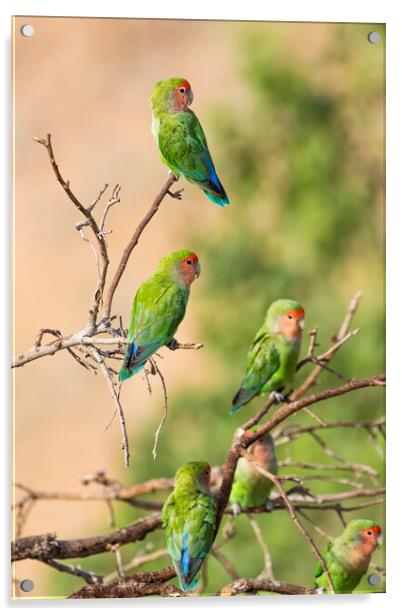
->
[299,318,305,331]
[377,534,383,546]
[188,89,194,105]
[195,261,201,278]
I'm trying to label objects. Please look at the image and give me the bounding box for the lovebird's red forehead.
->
[288,307,305,319]
[368,525,382,536]
[178,79,191,90]
[182,252,198,262]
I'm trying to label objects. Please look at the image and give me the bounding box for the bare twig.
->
[150,359,169,460]
[247,515,275,579]
[293,293,363,399]
[43,559,103,584]
[33,134,111,328]
[241,451,335,593]
[103,548,168,584]
[297,510,333,542]
[211,547,240,581]
[90,347,130,467]
[219,577,315,596]
[103,173,179,320]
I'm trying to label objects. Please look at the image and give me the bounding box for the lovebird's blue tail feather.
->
[204,189,229,207]
[119,341,147,382]
[203,158,229,206]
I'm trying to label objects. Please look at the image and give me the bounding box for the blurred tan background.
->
[13,17,384,598]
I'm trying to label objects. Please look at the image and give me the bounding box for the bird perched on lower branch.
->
[230,299,305,414]
[162,461,217,592]
[315,519,382,593]
[150,77,229,207]
[229,432,278,515]
[119,250,200,381]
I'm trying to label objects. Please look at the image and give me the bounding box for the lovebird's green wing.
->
[315,542,350,592]
[315,541,366,593]
[230,462,274,509]
[119,277,188,381]
[231,328,280,414]
[157,111,228,206]
[163,493,216,591]
[315,542,333,583]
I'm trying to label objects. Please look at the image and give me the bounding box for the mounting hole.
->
[368,31,381,44]
[20,579,34,592]
[367,572,381,586]
[20,24,34,37]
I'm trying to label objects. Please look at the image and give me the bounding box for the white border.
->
[1,1,399,614]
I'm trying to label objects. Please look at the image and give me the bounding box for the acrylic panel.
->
[12,17,385,599]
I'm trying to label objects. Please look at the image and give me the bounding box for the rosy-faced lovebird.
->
[162,461,217,592]
[150,77,229,207]
[315,519,382,593]
[230,299,305,414]
[119,250,200,382]
[229,432,278,514]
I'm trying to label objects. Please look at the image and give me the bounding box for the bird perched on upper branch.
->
[315,519,382,593]
[150,77,229,207]
[230,299,305,414]
[119,250,200,382]
[162,461,217,592]
[229,432,278,515]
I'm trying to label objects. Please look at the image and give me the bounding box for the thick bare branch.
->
[68,567,183,599]
[12,513,162,562]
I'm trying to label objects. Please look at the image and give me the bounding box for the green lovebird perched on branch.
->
[162,461,217,592]
[150,77,229,207]
[229,432,278,515]
[230,299,305,414]
[119,250,200,382]
[315,520,382,593]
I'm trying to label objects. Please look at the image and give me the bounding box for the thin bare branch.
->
[103,173,179,319]
[241,451,335,593]
[90,347,130,467]
[219,577,315,596]
[150,359,169,460]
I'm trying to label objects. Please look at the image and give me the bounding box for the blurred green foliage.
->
[51,23,385,597]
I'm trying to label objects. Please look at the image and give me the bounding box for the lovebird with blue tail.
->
[162,461,217,592]
[119,250,200,382]
[231,299,305,414]
[150,77,229,207]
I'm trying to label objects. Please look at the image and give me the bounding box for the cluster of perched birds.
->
[118,77,382,594]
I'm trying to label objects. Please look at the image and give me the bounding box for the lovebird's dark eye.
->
[288,315,293,319]
[367,530,373,536]
[186,259,193,265]
[179,87,186,94]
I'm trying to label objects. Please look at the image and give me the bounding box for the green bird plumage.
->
[231,299,305,414]
[229,432,278,512]
[162,461,217,592]
[150,77,229,207]
[119,250,200,382]
[315,519,382,593]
